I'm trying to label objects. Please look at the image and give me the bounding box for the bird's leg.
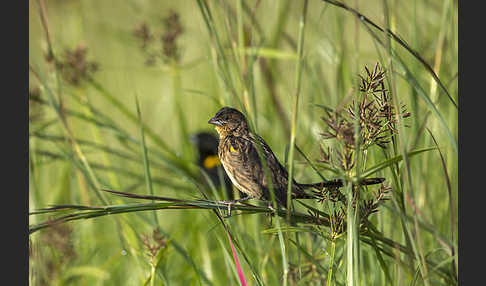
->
[217,196,251,217]
[259,201,277,225]
[267,203,275,212]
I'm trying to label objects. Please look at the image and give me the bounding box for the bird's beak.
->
[208,117,224,126]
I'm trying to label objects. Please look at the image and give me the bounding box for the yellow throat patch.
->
[203,155,221,169]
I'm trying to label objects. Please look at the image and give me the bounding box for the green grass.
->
[29,0,457,285]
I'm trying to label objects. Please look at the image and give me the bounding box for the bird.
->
[208,106,385,210]
[190,131,235,200]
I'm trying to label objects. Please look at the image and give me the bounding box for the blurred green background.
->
[29,0,457,285]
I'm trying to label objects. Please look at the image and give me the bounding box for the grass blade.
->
[135,96,159,227]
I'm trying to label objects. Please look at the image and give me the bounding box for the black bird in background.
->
[191,132,236,200]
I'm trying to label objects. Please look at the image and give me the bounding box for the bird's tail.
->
[291,191,317,200]
[290,178,385,201]
[298,177,385,190]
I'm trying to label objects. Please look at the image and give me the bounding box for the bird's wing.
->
[248,134,317,201]
[248,134,289,181]
[245,134,292,203]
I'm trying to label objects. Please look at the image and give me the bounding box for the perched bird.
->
[208,106,384,208]
[191,132,235,200]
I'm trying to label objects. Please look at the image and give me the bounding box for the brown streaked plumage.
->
[208,107,384,207]
[190,132,235,200]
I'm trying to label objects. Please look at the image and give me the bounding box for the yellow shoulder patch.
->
[203,155,221,169]
[229,145,237,153]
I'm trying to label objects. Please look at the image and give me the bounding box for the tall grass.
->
[29,0,457,285]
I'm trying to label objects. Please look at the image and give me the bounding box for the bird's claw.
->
[225,201,233,217]
[217,200,235,218]
[267,204,275,212]
[217,197,250,218]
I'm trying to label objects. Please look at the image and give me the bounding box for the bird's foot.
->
[262,202,278,225]
[267,204,275,212]
[217,197,251,218]
[216,200,234,217]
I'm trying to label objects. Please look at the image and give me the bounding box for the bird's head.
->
[208,107,249,137]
